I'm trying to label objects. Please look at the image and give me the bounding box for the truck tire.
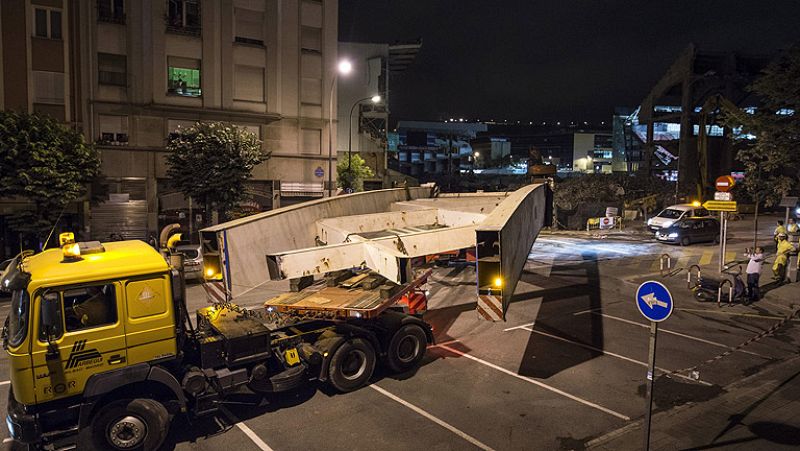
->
[327,338,376,392]
[385,324,427,373]
[89,398,169,451]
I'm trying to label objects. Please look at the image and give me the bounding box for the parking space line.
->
[576,311,770,359]
[437,344,631,421]
[503,322,535,332]
[219,407,274,451]
[0,381,9,385]
[370,385,495,451]
[518,327,712,386]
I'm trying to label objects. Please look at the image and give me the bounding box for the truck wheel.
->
[90,398,169,451]
[385,324,427,373]
[328,338,376,392]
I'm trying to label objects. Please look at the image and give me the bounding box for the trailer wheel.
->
[90,398,169,451]
[328,338,376,392]
[385,324,427,373]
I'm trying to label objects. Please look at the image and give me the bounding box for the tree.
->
[0,111,100,240]
[721,45,800,247]
[336,154,374,192]
[165,122,266,224]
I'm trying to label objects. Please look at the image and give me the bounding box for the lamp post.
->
[327,59,352,197]
[348,95,382,172]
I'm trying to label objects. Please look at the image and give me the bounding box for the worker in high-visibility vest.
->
[774,220,788,244]
[787,218,799,244]
[773,233,797,283]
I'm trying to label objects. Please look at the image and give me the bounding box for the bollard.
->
[687,264,701,289]
[659,254,672,277]
[718,279,732,308]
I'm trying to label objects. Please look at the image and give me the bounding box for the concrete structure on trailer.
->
[200,184,551,321]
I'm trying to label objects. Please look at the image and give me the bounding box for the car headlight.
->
[795,207,800,215]
[662,220,674,228]
[668,232,678,238]
[647,218,653,225]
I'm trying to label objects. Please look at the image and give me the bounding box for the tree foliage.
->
[722,45,800,207]
[554,173,673,211]
[165,122,266,222]
[0,111,100,236]
[337,154,374,192]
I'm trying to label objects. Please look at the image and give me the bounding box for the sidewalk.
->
[587,354,800,451]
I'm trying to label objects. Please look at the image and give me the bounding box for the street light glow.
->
[338,60,353,74]
[474,151,480,157]
[371,95,382,103]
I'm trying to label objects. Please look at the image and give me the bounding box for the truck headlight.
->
[668,233,678,238]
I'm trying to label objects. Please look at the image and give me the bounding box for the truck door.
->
[122,275,177,365]
[30,283,127,403]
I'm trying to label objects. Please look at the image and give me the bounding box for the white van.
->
[647,204,709,232]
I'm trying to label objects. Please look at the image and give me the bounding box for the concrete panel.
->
[315,209,438,244]
[476,183,548,320]
[204,187,432,298]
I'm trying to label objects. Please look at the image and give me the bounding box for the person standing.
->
[787,218,799,244]
[774,220,787,244]
[744,247,764,303]
[773,233,797,283]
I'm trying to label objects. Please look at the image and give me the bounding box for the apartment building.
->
[0,0,339,247]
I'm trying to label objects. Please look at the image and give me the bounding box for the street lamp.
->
[348,94,382,172]
[327,59,352,197]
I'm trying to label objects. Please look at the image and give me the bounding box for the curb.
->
[585,353,800,449]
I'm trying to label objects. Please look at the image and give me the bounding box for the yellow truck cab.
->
[3,233,432,450]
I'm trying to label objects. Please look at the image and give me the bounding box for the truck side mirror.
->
[41,292,60,334]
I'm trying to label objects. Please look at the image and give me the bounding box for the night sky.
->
[339,0,800,123]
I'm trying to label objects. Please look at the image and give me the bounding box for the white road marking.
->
[235,422,274,451]
[518,326,712,386]
[503,322,535,332]
[2,437,12,443]
[0,381,9,386]
[219,407,274,451]
[370,385,495,451]
[437,344,631,421]
[576,311,769,359]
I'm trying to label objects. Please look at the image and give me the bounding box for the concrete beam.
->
[475,183,550,321]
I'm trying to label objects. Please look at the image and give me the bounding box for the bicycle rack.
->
[659,254,672,277]
[687,264,701,289]
[718,279,733,308]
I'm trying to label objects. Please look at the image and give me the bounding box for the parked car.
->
[647,203,709,232]
[656,217,720,246]
[175,244,203,281]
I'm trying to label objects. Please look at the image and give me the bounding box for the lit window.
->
[167,57,201,97]
[34,8,62,39]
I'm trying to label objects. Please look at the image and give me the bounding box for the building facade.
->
[392,121,487,180]
[1,0,339,248]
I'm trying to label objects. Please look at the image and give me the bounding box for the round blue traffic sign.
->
[315,166,324,177]
[636,280,673,322]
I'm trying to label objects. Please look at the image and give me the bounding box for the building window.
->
[300,52,322,106]
[98,0,125,24]
[166,0,201,35]
[234,65,265,102]
[98,53,127,87]
[34,8,62,40]
[167,57,201,97]
[301,26,321,52]
[97,115,129,145]
[33,71,65,105]
[234,7,264,46]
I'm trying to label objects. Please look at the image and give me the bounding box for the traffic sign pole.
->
[635,281,673,451]
[643,321,658,451]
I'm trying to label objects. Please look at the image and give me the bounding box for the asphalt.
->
[0,213,797,450]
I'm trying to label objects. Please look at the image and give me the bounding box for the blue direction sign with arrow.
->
[636,281,673,322]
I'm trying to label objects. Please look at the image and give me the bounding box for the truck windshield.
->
[8,289,30,348]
